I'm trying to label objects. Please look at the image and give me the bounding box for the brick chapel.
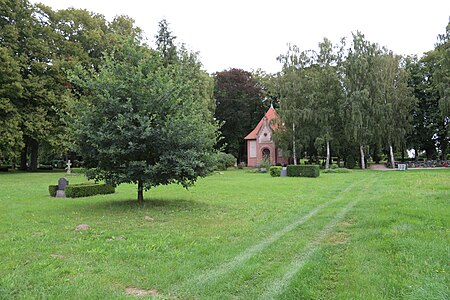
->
[244,105,288,167]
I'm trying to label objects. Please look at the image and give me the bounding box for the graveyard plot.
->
[0,169,448,299]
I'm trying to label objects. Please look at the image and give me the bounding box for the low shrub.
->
[287,165,320,177]
[346,155,356,169]
[214,152,236,170]
[49,183,115,198]
[258,158,271,171]
[269,166,282,177]
[65,183,115,198]
[38,165,53,171]
[49,185,58,197]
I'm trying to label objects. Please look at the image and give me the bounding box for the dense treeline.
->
[271,26,449,168]
[1,1,218,201]
[0,0,146,169]
[1,0,448,171]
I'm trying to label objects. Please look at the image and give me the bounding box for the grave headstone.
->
[56,177,69,197]
[280,167,287,177]
[398,164,407,171]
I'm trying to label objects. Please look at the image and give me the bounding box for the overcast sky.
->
[30,0,450,74]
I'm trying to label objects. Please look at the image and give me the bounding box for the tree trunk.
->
[137,180,144,205]
[389,145,395,169]
[29,138,39,172]
[359,145,366,169]
[20,137,29,170]
[325,140,330,169]
[292,123,297,165]
[414,148,418,161]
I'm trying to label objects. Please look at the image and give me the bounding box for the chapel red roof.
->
[244,105,279,140]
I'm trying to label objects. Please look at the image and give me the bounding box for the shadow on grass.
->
[82,197,210,212]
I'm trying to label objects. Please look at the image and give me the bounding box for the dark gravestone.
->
[56,178,69,198]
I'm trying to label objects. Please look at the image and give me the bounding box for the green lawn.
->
[0,169,448,299]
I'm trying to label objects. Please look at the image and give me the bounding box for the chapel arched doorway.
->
[262,148,270,162]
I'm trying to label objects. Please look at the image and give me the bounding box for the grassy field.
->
[0,168,448,299]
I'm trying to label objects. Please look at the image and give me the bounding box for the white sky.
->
[30,0,450,74]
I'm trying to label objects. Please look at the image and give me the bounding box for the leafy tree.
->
[214,68,266,162]
[341,32,382,169]
[434,21,450,159]
[275,45,319,164]
[373,53,416,167]
[0,0,68,170]
[275,40,345,167]
[71,39,218,204]
[0,47,23,162]
[155,19,178,67]
[313,38,345,168]
[406,21,449,160]
[405,55,441,159]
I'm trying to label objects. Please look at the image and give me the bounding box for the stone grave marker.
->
[398,164,407,171]
[280,167,287,177]
[56,177,69,198]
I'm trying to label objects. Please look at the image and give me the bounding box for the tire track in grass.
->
[258,175,377,300]
[174,176,371,294]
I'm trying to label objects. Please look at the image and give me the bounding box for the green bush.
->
[346,155,356,169]
[214,152,236,170]
[49,183,115,198]
[287,165,320,177]
[258,157,271,172]
[269,166,282,177]
[38,165,53,171]
[65,183,115,198]
[49,185,58,197]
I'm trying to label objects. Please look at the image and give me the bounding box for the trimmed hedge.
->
[286,165,320,177]
[269,166,282,177]
[49,183,115,198]
[65,183,115,198]
[49,185,58,197]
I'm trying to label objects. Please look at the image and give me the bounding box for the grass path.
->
[0,169,448,299]
[259,175,378,299]
[176,175,374,295]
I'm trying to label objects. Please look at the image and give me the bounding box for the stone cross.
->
[56,177,69,198]
[66,160,72,174]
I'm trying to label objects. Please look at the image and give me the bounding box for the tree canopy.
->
[273,32,417,168]
[72,34,217,203]
[213,68,267,162]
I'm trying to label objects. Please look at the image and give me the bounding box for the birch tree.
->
[342,32,380,169]
[374,54,416,168]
